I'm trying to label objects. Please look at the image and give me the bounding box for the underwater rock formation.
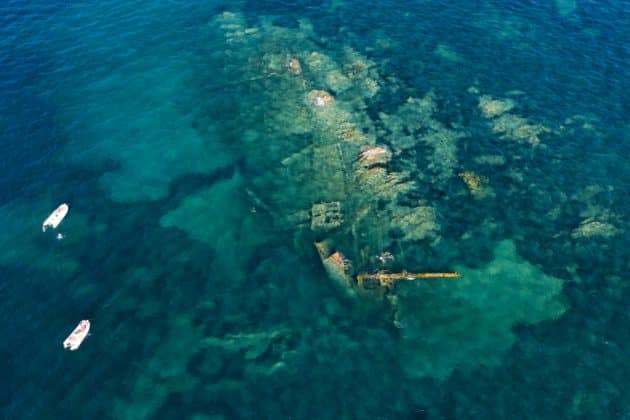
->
[476,92,550,146]
[389,206,440,242]
[493,114,549,146]
[478,95,515,118]
[380,94,463,183]
[568,185,622,239]
[459,171,495,199]
[115,312,297,418]
[571,219,619,239]
[288,57,302,75]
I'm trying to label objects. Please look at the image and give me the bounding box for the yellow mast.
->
[356,271,460,288]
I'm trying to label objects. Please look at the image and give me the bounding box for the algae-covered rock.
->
[476,91,551,146]
[337,126,369,144]
[419,125,463,182]
[380,94,463,183]
[305,90,358,138]
[511,121,550,145]
[342,47,374,79]
[357,145,392,167]
[308,89,334,108]
[459,171,495,199]
[288,57,302,75]
[305,51,337,74]
[491,113,549,145]
[342,47,381,98]
[389,206,440,242]
[361,77,380,98]
[325,70,352,93]
[355,167,414,202]
[479,95,515,118]
[571,219,619,239]
[380,95,437,135]
[311,144,347,200]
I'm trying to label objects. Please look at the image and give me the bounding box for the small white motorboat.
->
[42,203,69,232]
[63,320,90,351]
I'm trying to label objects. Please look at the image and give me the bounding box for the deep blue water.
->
[1,0,628,419]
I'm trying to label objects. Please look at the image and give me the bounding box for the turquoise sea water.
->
[1,0,628,418]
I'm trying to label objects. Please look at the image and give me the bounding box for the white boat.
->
[63,320,90,351]
[42,203,69,232]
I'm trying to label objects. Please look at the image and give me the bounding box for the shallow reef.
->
[2,2,626,419]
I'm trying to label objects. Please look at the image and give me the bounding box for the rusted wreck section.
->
[314,240,355,291]
[315,239,459,297]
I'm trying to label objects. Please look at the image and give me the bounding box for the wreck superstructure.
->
[210,12,461,298]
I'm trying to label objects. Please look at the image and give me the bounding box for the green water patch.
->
[57,52,237,203]
[394,239,568,380]
[160,172,274,286]
[112,315,204,419]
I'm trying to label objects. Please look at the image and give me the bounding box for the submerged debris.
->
[357,146,391,167]
[315,240,459,298]
[308,89,334,107]
[288,57,302,75]
[314,240,354,291]
[338,127,368,143]
[311,202,343,232]
[357,271,460,289]
[377,251,395,266]
[355,167,414,202]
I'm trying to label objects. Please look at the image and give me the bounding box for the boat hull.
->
[42,203,69,232]
[63,320,90,351]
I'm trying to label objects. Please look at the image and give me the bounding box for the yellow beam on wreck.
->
[356,271,460,288]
